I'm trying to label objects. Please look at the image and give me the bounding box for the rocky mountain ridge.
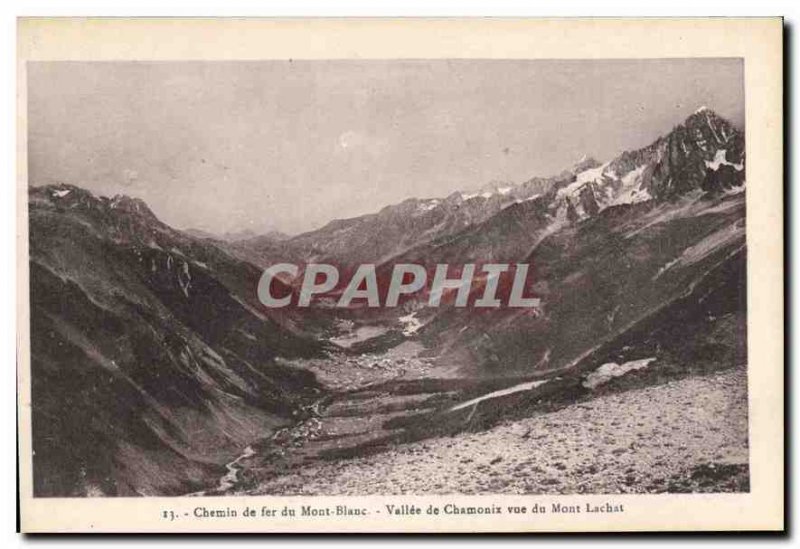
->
[28,184,329,496]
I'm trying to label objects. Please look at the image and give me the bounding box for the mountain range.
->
[232,106,743,268]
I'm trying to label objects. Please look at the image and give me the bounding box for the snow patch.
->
[583,358,656,389]
[449,379,549,412]
[417,200,440,213]
[330,325,390,348]
[52,189,71,198]
[725,183,746,195]
[576,162,609,185]
[515,193,541,204]
[399,312,423,337]
[557,162,610,200]
[705,149,744,172]
[460,187,510,201]
[609,165,652,206]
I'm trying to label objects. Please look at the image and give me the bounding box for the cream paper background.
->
[16,17,783,533]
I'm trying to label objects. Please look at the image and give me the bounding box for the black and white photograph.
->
[26,57,750,498]
[15,17,783,534]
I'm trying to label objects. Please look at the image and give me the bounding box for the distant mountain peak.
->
[683,106,731,129]
[108,194,159,220]
[571,155,601,173]
[456,179,516,201]
[30,184,166,247]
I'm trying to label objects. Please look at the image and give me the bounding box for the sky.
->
[27,59,744,235]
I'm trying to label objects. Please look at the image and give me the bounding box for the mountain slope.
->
[422,192,745,376]
[269,109,746,378]
[28,185,326,496]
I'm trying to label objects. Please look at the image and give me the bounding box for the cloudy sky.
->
[27,59,743,235]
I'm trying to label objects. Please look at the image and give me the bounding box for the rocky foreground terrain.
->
[230,367,749,495]
[243,365,748,496]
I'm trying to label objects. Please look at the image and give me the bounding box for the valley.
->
[193,311,747,496]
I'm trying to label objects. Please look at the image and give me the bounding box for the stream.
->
[187,445,256,497]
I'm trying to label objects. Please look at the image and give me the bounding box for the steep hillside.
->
[413,109,746,376]
[28,185,326,496]
[422,191,745,376]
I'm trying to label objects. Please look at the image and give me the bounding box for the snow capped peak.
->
[416,199,440,213]
[572,155,601,173]
[458,180,517,201]
[576,162,610,184]
[695,105,709,114]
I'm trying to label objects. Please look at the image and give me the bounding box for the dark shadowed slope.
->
[423,192,745,377]
[28,185,327,496]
